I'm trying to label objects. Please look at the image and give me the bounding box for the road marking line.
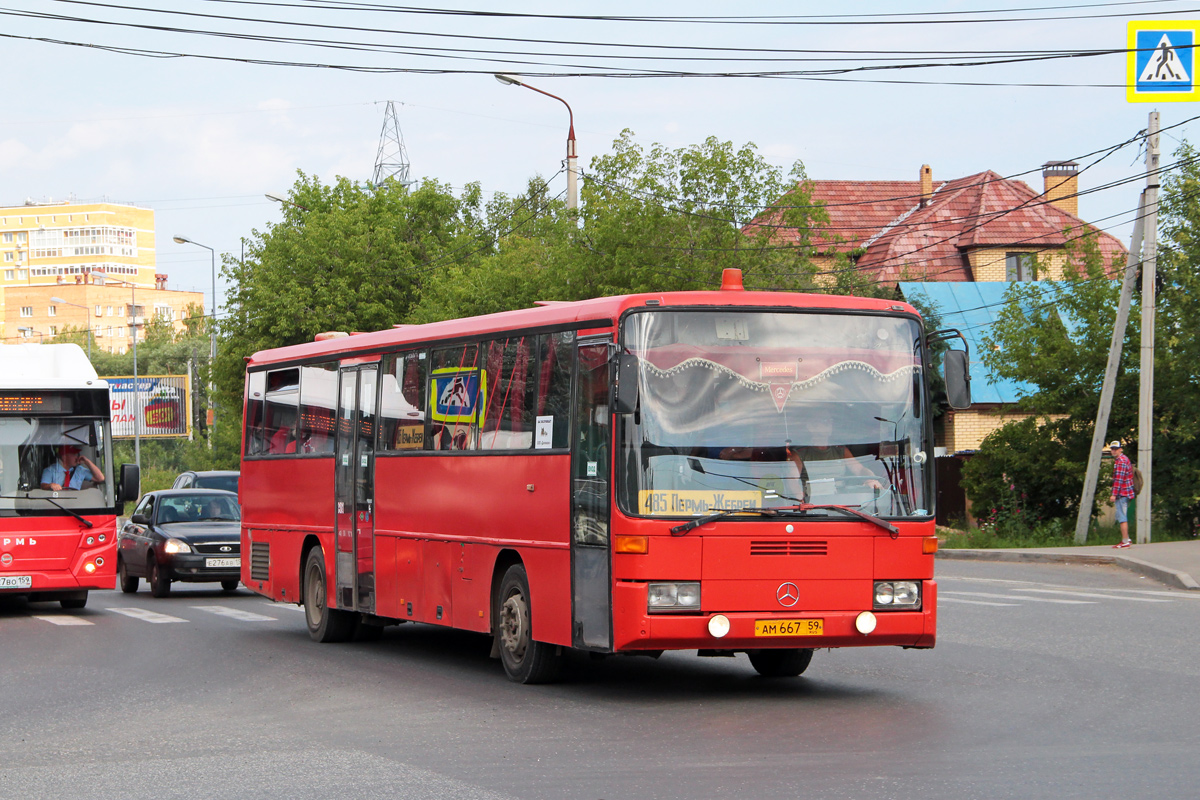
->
[941,591,1096,604]
[108,607,188,623]
[261,601,305,612]
[33,615,94,626]
[192,605,276,622]
[1019,588,1171,603]
[939,597,1020,607]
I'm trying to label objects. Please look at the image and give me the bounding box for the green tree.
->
[964,143,1200,535]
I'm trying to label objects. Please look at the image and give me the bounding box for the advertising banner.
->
[106,375,191,439]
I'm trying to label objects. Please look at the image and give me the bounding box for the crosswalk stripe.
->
[108,607,188,624]
[939,597,1019,607]
[941,590,1095,605]
[262,601,305,612]
[1019,588,1171,603]
[33,615,94,626]
[192,605,276,622]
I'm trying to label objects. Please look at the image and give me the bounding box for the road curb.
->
[936,548,1200,591]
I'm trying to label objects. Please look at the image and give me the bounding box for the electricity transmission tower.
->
[371,101,414,188]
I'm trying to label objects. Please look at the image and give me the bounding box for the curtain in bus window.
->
[264,368,300,455]
[245,371,267,456]
[429,344,481,451]
[535,331,574,449]
[380,351,426,452]
[298,363,337,455]
[480,337,535,451]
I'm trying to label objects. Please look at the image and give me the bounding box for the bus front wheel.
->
[495,564,562,684]
[747,648,814,678]
[59,591,88,610]
[303,547,356,643]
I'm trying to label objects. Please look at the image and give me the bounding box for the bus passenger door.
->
[334,365,378,614]
[571,340,612,650]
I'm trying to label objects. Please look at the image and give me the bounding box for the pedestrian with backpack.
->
[1109,441,1136,548]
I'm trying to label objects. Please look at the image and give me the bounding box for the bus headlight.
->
[647,582,701,612]
[873,581,921,610]
[164,538,192,554]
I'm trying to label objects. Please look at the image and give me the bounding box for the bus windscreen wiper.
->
[0,494,94,528]
[670,507,782,536]
[778,503,899,537]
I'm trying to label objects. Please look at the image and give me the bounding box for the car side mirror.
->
[130,513,149,525]
[119,464,141,504]
[613,353,640,415]
[944,349,972,410]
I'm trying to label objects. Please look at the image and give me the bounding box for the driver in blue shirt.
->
[40,445,106,491]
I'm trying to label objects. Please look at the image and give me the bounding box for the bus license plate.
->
[755,619,823,637]
[205,558,240,569]
[0,575,33,589]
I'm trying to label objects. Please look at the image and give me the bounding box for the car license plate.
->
[754,618,823,637]
[205,558,240,569]
[0,575,33,589]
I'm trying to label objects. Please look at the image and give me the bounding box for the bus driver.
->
[784,415,882,499]
[40,445,106,491]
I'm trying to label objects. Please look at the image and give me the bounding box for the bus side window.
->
[536,331,574,449]
[298,363,337,455]
[480,337,535,451]
[430,343,481,451]
[264,368,299,455]
[245,372,267,456]
[380,351,426,452]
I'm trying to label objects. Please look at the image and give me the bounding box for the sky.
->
[2,0,1198,318]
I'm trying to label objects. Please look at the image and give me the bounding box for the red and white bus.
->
[0,344,139,609]
[239,270,970,682]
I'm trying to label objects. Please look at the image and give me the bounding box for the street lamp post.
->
[494,74,578,211]
[105,278,142,469]
[265,192,309,212]
[50,296,92,360]
[173,235,217,448]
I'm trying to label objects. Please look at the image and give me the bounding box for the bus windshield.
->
[0,417,116,515]
[617,310,932,520]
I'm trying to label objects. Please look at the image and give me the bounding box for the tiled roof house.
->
[748,163,1129,526]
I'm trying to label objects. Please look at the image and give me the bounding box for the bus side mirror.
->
[119,463,141,504]
[943,350,972,410]
[613,353,640,415]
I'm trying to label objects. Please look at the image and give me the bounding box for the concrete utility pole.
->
[1073,192,1145,544]
[1137,111,1160,544]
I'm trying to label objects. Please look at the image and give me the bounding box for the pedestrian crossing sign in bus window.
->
[1128,21,1198,102]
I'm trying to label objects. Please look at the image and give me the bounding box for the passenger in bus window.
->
[40,445,106,490]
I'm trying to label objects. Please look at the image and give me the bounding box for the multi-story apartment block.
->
[1,200,202,353]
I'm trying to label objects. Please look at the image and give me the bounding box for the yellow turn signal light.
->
[923,537,939,554]
[614,535,649,554]
[83,562,96,574]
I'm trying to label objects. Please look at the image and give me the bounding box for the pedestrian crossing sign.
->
[1128,21,1198,102]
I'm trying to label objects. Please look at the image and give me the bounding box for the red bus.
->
[0,344,139,609]
[239,271,970,682]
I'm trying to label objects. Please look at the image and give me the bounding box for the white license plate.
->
[205,558,240,569]
[0,575,33,589]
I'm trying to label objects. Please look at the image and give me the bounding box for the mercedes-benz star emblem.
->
[776,582,800,607]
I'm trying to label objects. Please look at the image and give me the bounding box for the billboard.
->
[106,375,191,439]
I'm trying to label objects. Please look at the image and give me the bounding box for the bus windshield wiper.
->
[0,494,94,528]
[778,503,899,537]
[670,507,782,536]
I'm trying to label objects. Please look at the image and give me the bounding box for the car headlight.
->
[164,538,192,554]
[873,580,921,610]
[647,582,701,612]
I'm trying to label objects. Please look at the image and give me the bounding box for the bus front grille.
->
[750,540,828,557]
[250,541,270,581]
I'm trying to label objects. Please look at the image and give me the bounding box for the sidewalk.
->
[937,539,1200,591]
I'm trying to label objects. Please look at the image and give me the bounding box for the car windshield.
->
[616,310,932,520]
[158,494,241,523]
[0,417,115,515]
[194,474,239,493]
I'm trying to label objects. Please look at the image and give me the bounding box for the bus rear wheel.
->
[747,648,814,678]
[303,547,356,643]
[495,564,562,684]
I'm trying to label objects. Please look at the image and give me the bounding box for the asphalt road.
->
[2,560,1198,800]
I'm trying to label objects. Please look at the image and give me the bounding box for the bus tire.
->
[59,592,88,610]
[303,547,355,643]
[118,557,138,593]
[149,560,171,598]
[747,648,814,678]
[495,564,562,684]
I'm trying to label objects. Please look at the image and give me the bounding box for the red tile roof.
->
[746,170,1127,283]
